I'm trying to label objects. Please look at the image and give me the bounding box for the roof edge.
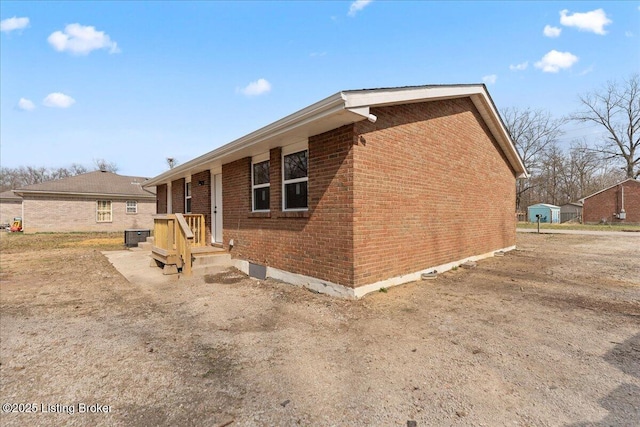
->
[144,92,347,187]
[145,84,529,186]
[579,178,639,201]
[13,190,156,199]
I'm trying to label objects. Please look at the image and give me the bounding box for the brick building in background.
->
[13,171,156,233]
[0,190,23,228]
[145,85,527,298]
[581,178,640,224]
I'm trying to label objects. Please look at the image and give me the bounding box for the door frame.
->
[211,172,223,244]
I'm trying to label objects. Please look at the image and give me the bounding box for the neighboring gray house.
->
[560,202,583,223]
[12,171,156,233]
[0,190,22,227]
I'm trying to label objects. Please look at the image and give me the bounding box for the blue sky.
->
[1,1,638,178]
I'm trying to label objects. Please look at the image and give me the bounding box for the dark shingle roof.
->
[14,171,155,198]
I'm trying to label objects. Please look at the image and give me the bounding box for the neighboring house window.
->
[96,201,112,222]
[126,200,138,214]
[283,147,308,210]
[185,181,192,213]
[252,155,270,211]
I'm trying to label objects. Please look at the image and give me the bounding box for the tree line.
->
[0,159,118,193]
[504,74,638,211]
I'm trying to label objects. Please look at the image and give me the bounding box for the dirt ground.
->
[0,232,638,426]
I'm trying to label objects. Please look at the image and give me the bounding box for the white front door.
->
[212,173,223,244]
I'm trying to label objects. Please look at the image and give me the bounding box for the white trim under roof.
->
[143,84,528,187]
[579,178,638,202]
[13,190,156,199]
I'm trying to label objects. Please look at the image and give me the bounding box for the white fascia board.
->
[144,92,349,187]
[580,178,637,201]
[470,94,528,178]
[343,85,528,178]
[343,85,485,108]
[14,190,156,199]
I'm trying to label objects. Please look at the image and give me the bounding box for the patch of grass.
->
[517,222,640,232]
[379,287,388,293]
[0,232,125,253]
[452,266,458,271]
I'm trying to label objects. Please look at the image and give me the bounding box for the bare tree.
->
[570,74,640,179]
[538,142,566,205]
[501,107,566,210]
[0,163,91,192]
[93,158,118,173]
[560,139,601,201]
[166,158,179,169]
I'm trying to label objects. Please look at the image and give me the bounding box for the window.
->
[283,149,308,210]
[126,200,138,214]
[252,158,270,211]
[96,200,112,222]
[185,181,192,213]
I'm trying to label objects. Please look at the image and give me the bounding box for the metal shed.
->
[527,203,560,223]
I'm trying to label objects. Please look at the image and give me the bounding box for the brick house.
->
[13,171,156,233]
[0,190,22,227]
[580,178,640,224]
[144,85,527,298]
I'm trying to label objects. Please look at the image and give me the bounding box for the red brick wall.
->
[171,178,185,213]
[191,170,212,243]
[223,125,355,286]
[351,98,517,286]
[156,184,167,214]
[583,180,640,224]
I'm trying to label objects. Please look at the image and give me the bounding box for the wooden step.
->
[191,245,227,255]
[150,246,182,268]
[137,241,153,251]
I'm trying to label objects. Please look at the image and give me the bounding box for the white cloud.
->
[239,78,272,96]
[559,9,612,35]
[43,92,76,108]
[348,0,372,17]
[578,65,594,76]
[1,16,29,33]
[48,23,120,55]
[509,61,528,71]
[17,98,35,111]
[482,75,497,85]
[543,25,562,38]
[534,50,579,73]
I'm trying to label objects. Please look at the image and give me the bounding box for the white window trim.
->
[126,200,138,214]
[96,200,113,223]
[252,153,271,212]
[185,179,192,214]
[282,143,309,212]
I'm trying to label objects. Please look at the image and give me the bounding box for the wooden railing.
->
[184,214,206,246]
[174,213,194,275]
[152,213,206,275]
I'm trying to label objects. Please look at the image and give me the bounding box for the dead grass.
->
[0,232,126,254]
